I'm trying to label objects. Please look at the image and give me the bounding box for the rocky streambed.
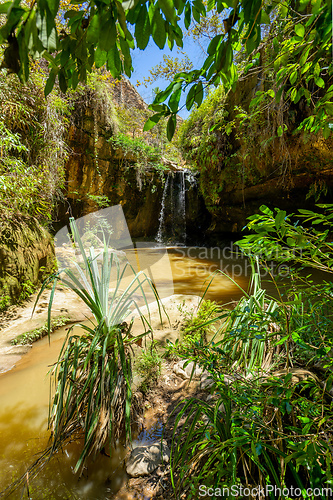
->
[0,289,212,499]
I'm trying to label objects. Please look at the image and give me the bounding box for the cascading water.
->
[175,171,186,243]
[156,170,188,245]
[184,168,197,189]
[156,172,170,243]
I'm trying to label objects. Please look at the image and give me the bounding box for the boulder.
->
[126,440,170,477]
[173,360,203,380]
[200,370,214,390]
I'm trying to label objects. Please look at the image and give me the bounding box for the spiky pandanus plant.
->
[36,217,162,473]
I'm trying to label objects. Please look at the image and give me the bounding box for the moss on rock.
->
[0,215,55,309]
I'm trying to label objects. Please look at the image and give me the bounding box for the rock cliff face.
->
[206,167,333,238]
[180,69,333,237]
[111,78,147,110]
[205,127,333,236]
[0,216,54,308]
[60,77,333,243]
[60,79,209,241]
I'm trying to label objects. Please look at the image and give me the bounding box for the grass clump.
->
[136,341,162,393]
[109,133,166,172]
[181,299,219,339]
[24,216,161,479]
[166,300,220,358]
[0,291,11,311]
[11,316,70,345]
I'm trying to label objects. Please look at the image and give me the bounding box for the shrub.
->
[166,299,221,358]
[5,216,163,493]
[109,132,166,172]
[170,372,333,499]
[0,70,67,221]
[167,206,333,499]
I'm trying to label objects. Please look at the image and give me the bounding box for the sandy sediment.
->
[0,290,201,374]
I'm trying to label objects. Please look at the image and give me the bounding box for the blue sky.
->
[129,34,208,118]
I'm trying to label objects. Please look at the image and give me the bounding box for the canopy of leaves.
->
[0,0,331,138]
[151,0,332,138]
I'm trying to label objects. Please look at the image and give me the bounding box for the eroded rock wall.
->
[180,70,333,237]
[60,80,209,241]
[63,105,164,237]
[0,216,54,307]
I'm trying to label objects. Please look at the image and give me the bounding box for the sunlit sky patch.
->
[129,29,209,118]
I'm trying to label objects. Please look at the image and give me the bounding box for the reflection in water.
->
[133,420,163,448]
[166,246,250,302]
[0,328,128,499]
[0,246,251,499]
[126,245,251,305]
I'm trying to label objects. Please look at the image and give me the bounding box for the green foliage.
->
[0,70,67,220]
[85,194,110,208]
[218,266,281,376]
[32,217,162,476]
[179,71,332,210]
[83,72,120,134]
[150,0,332,139]
[18,279,36,302]
[1,0,330,141]
[115,104,148,138]
[306,180,328,202]
[236,204,333,370]
[170,374,333,499]
[167,206,333,499]
[11,316,70,345]
[238,204,333,274]
[182,299,218,337]
[165,300,220,359]
[286,283,333,369]
[0,290,10,311]
[180,299,219,353]
[136,341,162,393]
[115,104,182,165]
[177,85,231,208]
[0,0,188,91]
[109,132,166,172]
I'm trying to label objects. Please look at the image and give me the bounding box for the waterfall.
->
[184,168,197,188]
[156,173,170,243]
[156,171,187,245]
[175,171,186,243]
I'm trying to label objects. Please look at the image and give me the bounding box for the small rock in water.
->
[126,440,170,477]
[173,360,203,380]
